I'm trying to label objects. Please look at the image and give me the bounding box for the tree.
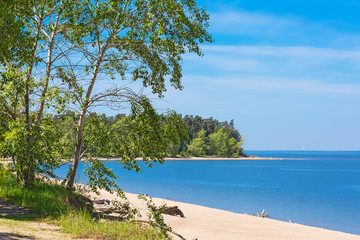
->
[0,0,33,65]
[208,128,243,157]
[166,140,181,157]
[208,128,228,156]
[0,0,85,186]
[187,129,208,156]
[53,0,212,189]
[1,0,212,190]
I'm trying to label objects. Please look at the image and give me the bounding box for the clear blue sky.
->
[110,1,360,151]
[159,0,360,151]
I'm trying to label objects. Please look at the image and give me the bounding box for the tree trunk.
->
[64,34,111,190]
[66,108,87,190]
[35,13,60,124]
[22,18,42,188]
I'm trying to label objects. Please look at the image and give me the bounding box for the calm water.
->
[55,151,360,235]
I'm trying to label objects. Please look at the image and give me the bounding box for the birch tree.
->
[1,0,212,190]
[0,0,80,186]
[57,0,212,189]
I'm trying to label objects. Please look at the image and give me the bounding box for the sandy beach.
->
[88,188,360,240]
[1,159,358,239]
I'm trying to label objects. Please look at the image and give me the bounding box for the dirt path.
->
[0,199,41,219]
[0,198,78,240]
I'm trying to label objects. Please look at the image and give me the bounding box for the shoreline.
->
[89,156,280,161]
[89,188,360,240]
[0,156,279,165]
[0,160,358,239]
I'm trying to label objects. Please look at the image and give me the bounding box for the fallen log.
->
[163,206,185,218]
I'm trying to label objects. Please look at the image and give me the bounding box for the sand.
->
[88,189,360,240]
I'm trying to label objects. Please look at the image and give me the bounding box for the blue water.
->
[55,151,360,235]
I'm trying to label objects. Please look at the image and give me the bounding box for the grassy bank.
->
[0,164,166,239]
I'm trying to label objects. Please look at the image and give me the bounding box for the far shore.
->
[0,156,283,166]
[86,156,280,161]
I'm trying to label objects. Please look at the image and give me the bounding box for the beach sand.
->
[88,188,360,240]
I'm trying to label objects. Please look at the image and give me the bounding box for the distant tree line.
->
[51,112,244,158]
[171,115,244,157]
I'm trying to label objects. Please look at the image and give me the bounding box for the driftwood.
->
[69,196,187,240]
[92,199,113,214]
[256,209,269,218]
[90,212,125,221]
[93,199,111,205]
[163,206,185,218]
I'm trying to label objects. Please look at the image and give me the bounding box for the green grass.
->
[0,165,73,216]
[59,209,166,240]
[0,164,168,239]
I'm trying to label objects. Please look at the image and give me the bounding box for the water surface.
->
[55,151,360,235]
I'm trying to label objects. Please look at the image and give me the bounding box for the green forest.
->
[50,112,244,159]
[170,115,244,157]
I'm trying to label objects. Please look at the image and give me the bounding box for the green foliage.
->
[1,116,65,183]
[79,104,188,171]
[180,116,244,157]
[166,140,181,157]
[111,200,139,220]
[52,111,244,159]
[1,0,213,189]
[60,0,212,97]
[59,209,166,240]
[0,0,34,65]
[182,115,241,142]
[208,129,235,157]
[84,158,123,197]
[0,164,12,186]
[0,166,76,216]
[187,129,208,156]
[0,167,168,239]
[0,66,28,118]
[187,127,243,157]
[52,111,78,157]
[138,195,168,237]
[56,0,212,189]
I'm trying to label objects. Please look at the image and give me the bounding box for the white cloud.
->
[201,45,360,60]
[183,45,360,89]
[181,74,360,96]
[209,9,301,35]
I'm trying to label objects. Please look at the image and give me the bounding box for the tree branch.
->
[79,122,130,159]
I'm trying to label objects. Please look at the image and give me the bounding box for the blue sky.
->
[100,1,360,150]
[150,0,360,151]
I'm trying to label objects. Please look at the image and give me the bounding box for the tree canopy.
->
[52,112,244,158]
[0,0,213,189]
